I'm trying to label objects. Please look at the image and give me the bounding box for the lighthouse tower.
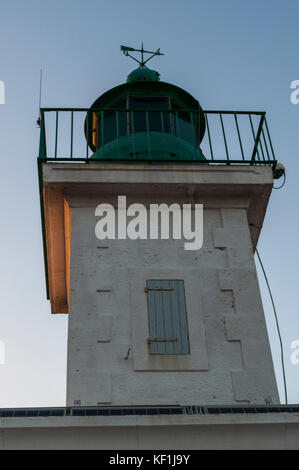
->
[39,45,280,408]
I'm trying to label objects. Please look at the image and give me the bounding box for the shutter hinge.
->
[145,287,174,293]
[147,337,178,343]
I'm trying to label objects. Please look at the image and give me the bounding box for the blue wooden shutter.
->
[146,279,190,355]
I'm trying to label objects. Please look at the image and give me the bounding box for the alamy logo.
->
[291,340,299,365]
[95,196,203,250]
[290,80,299,104]
[0,81,4,104]
[0,340,5,365]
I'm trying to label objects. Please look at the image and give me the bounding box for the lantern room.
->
[85,47,207,162]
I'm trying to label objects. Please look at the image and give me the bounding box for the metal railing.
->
[38,108,277,166]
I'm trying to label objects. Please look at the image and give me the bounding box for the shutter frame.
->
[146,279,190,355]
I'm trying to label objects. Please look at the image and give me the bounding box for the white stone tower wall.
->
[63,165,279,406]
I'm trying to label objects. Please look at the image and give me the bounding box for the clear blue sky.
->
[0,0,298,406]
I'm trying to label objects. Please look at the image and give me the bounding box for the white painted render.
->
[41,163,279,407]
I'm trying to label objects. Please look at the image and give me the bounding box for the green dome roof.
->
[127,67,160,83]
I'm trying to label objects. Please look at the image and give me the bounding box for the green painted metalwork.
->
[89,109,206,162]
[220,113,229,161]
[38,107,277,167]
[120,43,164,68]
[251,113,265,162]
[86,111,89,158]
[36,51,281,302]
[261,128,270,161]
[234,113,245,161]
[249,114,260,161]
[54,111,58,158]
[265,118,276,161]
[37,158,49,299]
[205,114,213,160]
[38,110,47,159]
[70,111,74,158]
[121,43,163,83]
[127,68,160,83]
[86,80,206,147]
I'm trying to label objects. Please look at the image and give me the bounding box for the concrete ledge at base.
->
[1,412,299,428]
[0,413,299,449]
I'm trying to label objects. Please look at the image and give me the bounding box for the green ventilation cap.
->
[126,67,160,83]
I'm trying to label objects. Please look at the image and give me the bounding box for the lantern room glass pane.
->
[97,98,127,146]
[171,102,196,145]
[178,111,195,144]
[96,95,198,148]
[129,97,170,134]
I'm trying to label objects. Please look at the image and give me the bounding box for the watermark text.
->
[0,340,5,364]
[290,80,299,104]
[291,340,299,365]
[95,196,203,251]
[0,81,4,104]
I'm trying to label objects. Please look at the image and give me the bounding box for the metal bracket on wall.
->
[144,287,174,293]
[147,338,178,343]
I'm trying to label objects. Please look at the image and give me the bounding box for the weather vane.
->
[120,43,164,68]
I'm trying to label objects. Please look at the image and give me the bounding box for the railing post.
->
[251,113,265,162]
[265,117,276,161]
[37,157,49,299]
[175,111,180,158]
[160,111,167,158]
[130,110,136,158]
[261,128,270,161]
[190,111,197,160]
[116,111,120,159]
[54,110,59,158]
[38,109,47,159]
[220,113,229,161]
[145,111,151,158]
[100,111,104,158]
[234,113,245,160]
[70,111,74,158]
[205,113,214,160]
[86,111,89,159]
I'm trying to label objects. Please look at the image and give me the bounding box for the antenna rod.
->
[37,68,43,127]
